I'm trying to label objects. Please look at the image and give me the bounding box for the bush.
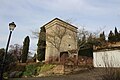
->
[23,64,37,77]
[22,63,56,77]
[40,64,56,73]
[3,72,8,79]
[9,71,23,78]
[9,63,26,72]
[15,71,23,78]
[101,68,120,80]
[99,52,120,80]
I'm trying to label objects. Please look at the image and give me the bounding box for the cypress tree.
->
[99,31,105,41]
[102,31,105,41]
[37,26,46,61]
[118,31,120,41]
[108,30,115,42]
[115,27,118,35]
[114,27,119,42]
[22,36,30,63]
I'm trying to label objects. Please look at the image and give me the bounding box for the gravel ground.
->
[10,69,102,80]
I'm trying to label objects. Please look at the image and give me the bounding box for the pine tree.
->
[37,26,46,61]
[22,36,30,63]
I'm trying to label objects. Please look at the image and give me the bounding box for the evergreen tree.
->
[99,31,105,41]
[22,36,30,63]
[118,31,120,41]
[0,48,5,66]
[108,30,115,42]
[37,26,46,61]
[114,27,119,42]
[87,33,93,43]
[115,27,118,35]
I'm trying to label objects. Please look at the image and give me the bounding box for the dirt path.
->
[10,68,102,80]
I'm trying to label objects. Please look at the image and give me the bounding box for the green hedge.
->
[78,47,93,57]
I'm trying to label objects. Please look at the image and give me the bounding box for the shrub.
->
[23,64,37,77]
[40,64,56,73]
[9,64,26,72]
[3,72,8,79]
[22,63,56,77]
[99,53,120,80]
[9,71,23,78]
[101,68,120,80]
[15,71,23,78]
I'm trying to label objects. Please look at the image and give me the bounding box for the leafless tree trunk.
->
[46,26,67,62]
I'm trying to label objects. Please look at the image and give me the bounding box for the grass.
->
[39,64,56,73]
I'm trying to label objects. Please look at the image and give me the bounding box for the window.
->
[68,44,71,48]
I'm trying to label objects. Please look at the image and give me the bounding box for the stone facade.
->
[42,18,78,62]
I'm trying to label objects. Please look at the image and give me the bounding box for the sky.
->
[0,0,120,53]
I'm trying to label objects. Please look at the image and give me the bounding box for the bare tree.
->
[76,27,107,66]
[77,27,91,51]
[78,26,107,48]
[46,25,67,61]
[9,44,22,63]
[31,29,39,38]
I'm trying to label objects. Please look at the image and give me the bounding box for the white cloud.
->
[0,0,120,50]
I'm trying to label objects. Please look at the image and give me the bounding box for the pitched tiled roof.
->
[42,18,78,29]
